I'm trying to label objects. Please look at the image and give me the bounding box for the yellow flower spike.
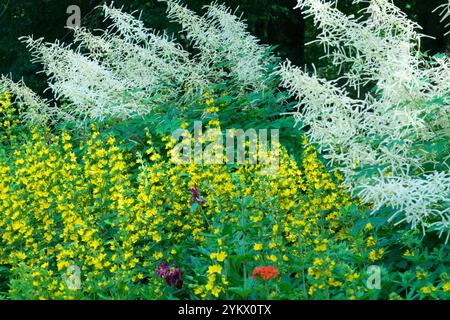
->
[420,286,432,295]
[364,223,373,231]
[194,287,203,295]
[253,243,263,251]
[207,265,222,274]
[153,252,163,260]
[416,270,428,280]
[443,282,450,292]
[403,250,415,257]
[216,251,227,262]
[210,252,218,260]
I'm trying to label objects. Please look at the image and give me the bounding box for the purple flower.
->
[156,262,183,289]
[189,188,206,206]
[156,262,169,277]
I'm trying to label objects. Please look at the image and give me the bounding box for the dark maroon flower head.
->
[156,262,169,277]
[189,188,200,198]
[156,262,183,289]
[189,188,206,206]
[165,267,183,289]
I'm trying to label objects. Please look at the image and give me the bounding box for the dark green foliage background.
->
[0,0,449,95]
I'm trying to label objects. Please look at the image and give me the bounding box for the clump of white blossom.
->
[163,0,271,90]
[2,1,273,125]
[0,76,55,124]
[280,0,450,241]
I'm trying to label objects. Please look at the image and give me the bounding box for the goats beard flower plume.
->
[280,0,450,242]
[161,0,272,91]
[7,1,274,126]
[0,76,55,125]
[252,266,280,281]
[157,262,183,289]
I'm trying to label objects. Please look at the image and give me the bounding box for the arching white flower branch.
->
[280,0,450,241]
[9,1,274,125]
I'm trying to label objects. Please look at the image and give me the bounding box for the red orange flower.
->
[252,266,279,281]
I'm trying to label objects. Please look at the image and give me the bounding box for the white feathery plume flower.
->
[161,0,225,88]
[162,0,221,52]
[16,2,274,124]
[161,0,272,91]
[72,27,186,98]
[21,36,149,123]
[0,76,55,125]
[101,3,151,44]
[279,61,364,151]
[76,4,207,101]
[280,0,450,241]
[204,3,271,90]
[101,4,191,63]
[296,0,425,102]
[75,8,208,97]
[359,173,450,243]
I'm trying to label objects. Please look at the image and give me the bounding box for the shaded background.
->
[1,0,449,95]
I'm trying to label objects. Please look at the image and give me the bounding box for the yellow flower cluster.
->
[0,92,21,144]
[0,127,154,299]
[0,121,380,299]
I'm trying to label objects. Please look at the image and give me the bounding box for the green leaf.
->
[190,202,199,213]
